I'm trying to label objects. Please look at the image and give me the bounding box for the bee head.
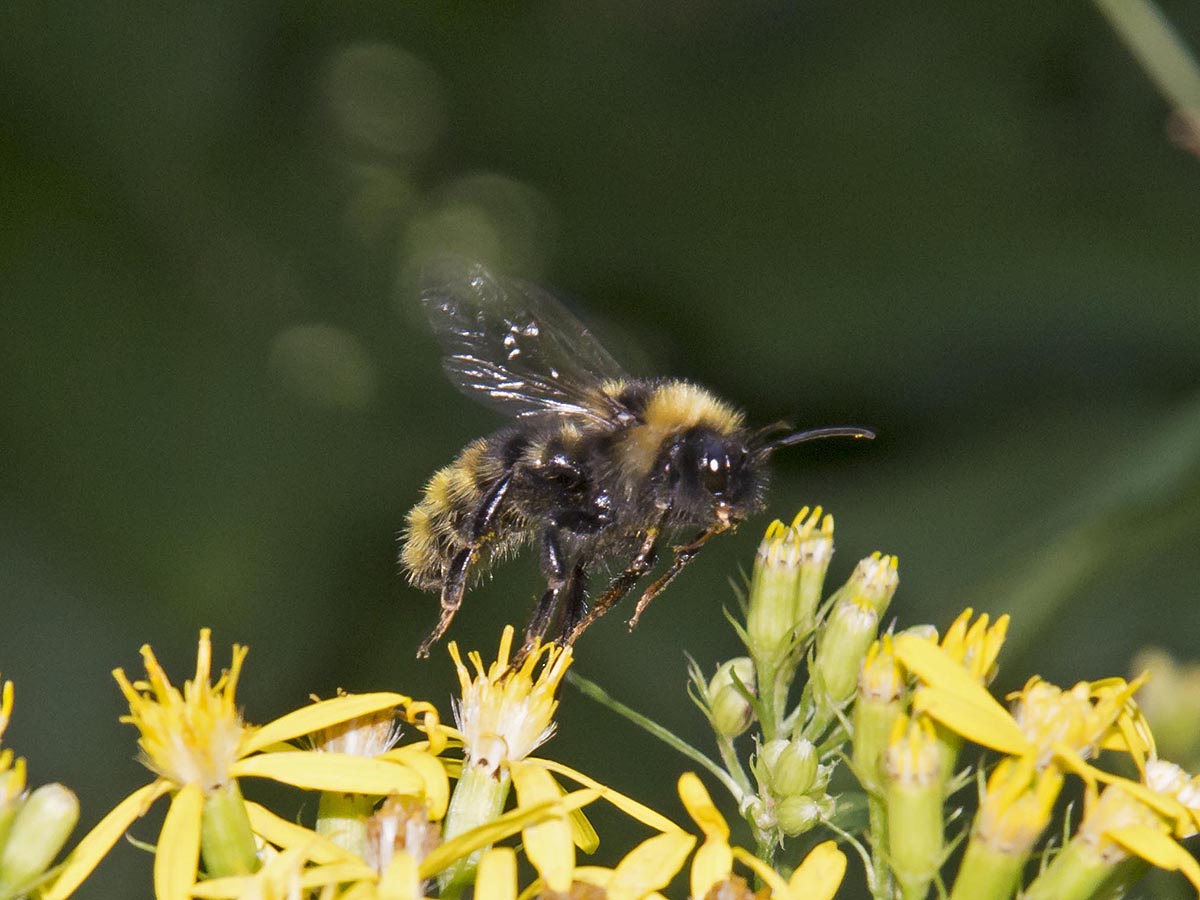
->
[658,426,761,527]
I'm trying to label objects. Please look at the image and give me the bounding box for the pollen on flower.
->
[113,628,250,791]
[449,625,572,774]
[1009,676,1143,769]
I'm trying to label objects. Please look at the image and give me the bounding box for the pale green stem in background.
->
[567,670,747,800]
[1094,0,1200,117]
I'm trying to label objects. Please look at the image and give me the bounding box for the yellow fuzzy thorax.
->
[623,381,745,478]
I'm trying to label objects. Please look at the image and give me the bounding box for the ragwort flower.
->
[46,629,444,900]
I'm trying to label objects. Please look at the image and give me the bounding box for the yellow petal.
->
[894,635,1012,711]
[731,847,789,895]
[568,804,601,854]
[242,692,412,754]
[912,685,1030,756]
[607,831,696,900]
[189,875,254,898]
[476,847,518,900]
[378,849,420,900]
[232,751,423,794]
[677,773,729,838]
[690,839,734,900]
[788,841,847,900]
[381,746,451,820]
[535,758,679,833]
[194,859,373,897]
[243,800,366,866]
[1107,824,1200,891]
[512,762,574,893]
[301,862,384,888]
[155,783,203,900]
[43,781,168,900]
[419,789,598,880]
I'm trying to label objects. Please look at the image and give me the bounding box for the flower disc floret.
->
[113,629,251,790]
[450,626,572,773]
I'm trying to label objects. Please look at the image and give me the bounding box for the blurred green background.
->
[3,2,1200,897]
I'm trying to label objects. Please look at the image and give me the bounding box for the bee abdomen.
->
[400,438,528,590]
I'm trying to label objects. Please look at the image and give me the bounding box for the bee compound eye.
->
[701,453,728,495]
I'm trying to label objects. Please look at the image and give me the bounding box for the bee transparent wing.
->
[420,259,631,424]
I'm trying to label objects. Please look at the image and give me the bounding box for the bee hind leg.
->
[417,546,473,657]
[416,473,515,658]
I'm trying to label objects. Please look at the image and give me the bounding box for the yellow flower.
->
[440,627,678,900]
[678,773,846,900]
[895,630,1151,776]
[1009,676,1147,768]
[46,629,445,900]
[936,608,1009,686]
[449,625,571,774]
[1023,761,1200,899]
[948,758,1063,900]
[974,757,1063,856]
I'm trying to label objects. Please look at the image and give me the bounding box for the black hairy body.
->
[400,260,871,657]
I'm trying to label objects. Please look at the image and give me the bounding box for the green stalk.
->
[200,781,259,877]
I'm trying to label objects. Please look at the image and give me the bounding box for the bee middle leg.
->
[561,512,667,646]
[521,527,570,652]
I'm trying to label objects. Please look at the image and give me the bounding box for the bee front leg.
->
[627,526,723,629]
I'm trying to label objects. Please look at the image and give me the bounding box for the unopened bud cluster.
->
[751,736,833,835]
[694,508,902,854]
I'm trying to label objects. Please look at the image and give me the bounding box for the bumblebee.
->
[401,259,873,657]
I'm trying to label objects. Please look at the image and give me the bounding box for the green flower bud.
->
[885,716,944,900]
[768,739,819,798]
[746,520,804,664]
[838,552,899,618]
[853,637,906,796]
[754,739,789,787]
[814,597,880,711]
[708,658,756,738]
[776,795,822,836]
[792,507,835,636]
[0,783,79,895]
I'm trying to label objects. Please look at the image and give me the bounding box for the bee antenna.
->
[760,425,876,456]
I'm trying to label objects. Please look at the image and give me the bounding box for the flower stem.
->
[200,781,259,877]
[566,670,745,800]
